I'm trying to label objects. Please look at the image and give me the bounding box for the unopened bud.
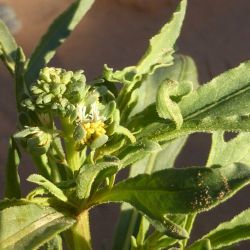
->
[14,127,52,155]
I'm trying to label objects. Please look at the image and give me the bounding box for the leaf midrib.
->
[183,84,250,121]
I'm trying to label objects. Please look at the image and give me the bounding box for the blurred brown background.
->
[0,0,249,249]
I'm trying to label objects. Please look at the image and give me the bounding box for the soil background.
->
[0,0,249,249]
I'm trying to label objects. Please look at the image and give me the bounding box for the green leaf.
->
[143,231,178,250]
[0,20,18,73]
[129,61,250,142]
[130,104,250,143]
[117,139,161,168]
[76,161,120,199]
[131,54,199,117]
[136,216,150,246]
[149,137,187,172]
[0,202,75,250]
[149,217,189,240]
[103,64,137,84]
[241,153,250,166]
[126,137,187,177]
[98,163,250,217]
[136,0,187,76]
[25,0,94,87]
[207,132,250,166]
[187,239,212,250]
[15,47,27,111]
[104,0,187,84]
[188,209,250,250]
[90,134,109,149]
[44,235,63,250]
[179,61,250,120]
[27,174,68,202]
[112,205,140,250]
[115,125,136,143]
[113,54,198,250]
[4,138,21,199]
[156,79,184,129]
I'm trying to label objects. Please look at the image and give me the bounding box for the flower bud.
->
[14,127,52,155]
[24,67,87,120]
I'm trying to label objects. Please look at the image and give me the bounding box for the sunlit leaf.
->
[0,202,75,250]
[27,174,68,202]
[0,20,18,73]
[188,209,250,249]
[76,161,120,199]
[4,138,21,199]
[207,132,250,166]
[98,163,250,216]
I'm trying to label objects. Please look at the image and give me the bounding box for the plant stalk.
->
[61,117,80,173]
[71,210,92,250]
[61,117,92,248]
[65,138,80,173]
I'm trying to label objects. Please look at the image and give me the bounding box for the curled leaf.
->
[156,80,183,129]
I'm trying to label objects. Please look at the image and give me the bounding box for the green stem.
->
[60,117,92,248]
[182,213,197,248]
[71,210,92,250]
[47,154,61,182]
[108,174,116,189]
[60,117,80,173]
[65,138,80,173]
[32,154,51,179]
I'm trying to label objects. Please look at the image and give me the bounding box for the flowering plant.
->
[0,0,249,249]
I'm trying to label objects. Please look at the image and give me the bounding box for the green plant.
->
[0,0,249,249]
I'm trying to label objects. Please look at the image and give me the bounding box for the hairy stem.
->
[61,117,80,173]
[61,117,92,248]
[71,210,92,250]
[65,138,80,173]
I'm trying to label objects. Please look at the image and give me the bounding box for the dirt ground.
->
[0,0,250,249]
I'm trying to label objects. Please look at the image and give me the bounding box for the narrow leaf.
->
[149,217,189,240]
[0,20,18,73]
[207,132,250,166]
[151,137,187,172]
[44,235,63,250]
[188,209,250,250]
[144,232,177,250]
[115,125,136,143]
[136,216,150,246]
[187,239,212,250]
[130,105,250,143]
[27,174,68,202]
[0,203,75,250]
[4,138,21,199]
[112,205,140,250]
[104,0,187,84]
[136,0,187,76]
[25,0,94,86]
[76,161,120,199]
[117,139,161,168]
[98,163,250,216]
[15,47,27,111]
[179,61,250,120]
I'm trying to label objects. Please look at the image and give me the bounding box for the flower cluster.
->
[19,67,118,153]
[22,67,88,121]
